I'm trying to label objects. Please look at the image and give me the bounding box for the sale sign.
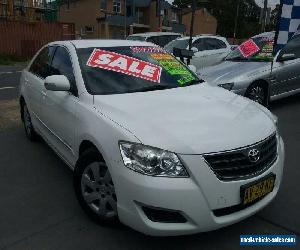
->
[87,49,162,83]
[238,39,260,58]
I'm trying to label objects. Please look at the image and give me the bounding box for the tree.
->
[173,0,262,39]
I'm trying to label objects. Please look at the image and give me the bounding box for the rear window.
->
[225,36,274,62]
[147,35,181,47]
[164,39,189,53]
[77,46,201,95]
[127,36,146,41]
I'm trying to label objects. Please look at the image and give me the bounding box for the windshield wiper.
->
[134,85,170,93]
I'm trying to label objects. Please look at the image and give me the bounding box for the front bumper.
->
[113,136,284,236]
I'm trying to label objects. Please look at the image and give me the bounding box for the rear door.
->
[25,46,55,129]
[271,35,300,95]
[190,38,207,69]
[202,38,230,66]
[40,46,78,165]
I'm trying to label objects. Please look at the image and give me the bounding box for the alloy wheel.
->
[247,86,265,105]
[23,105,32,137]
[81,162,117,218]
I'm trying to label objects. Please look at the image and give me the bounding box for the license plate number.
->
[241,174,276,206]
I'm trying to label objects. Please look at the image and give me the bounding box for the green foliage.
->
[0,54,27,65]
[173,0,262,39]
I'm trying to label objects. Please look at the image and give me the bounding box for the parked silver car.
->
[199,32,300,106]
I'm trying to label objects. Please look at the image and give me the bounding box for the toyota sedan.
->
[19,40,284,236]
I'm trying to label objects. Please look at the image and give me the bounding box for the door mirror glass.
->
[277,53,296,62]
[44,75,71,91]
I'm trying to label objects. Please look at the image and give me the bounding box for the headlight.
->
[119,141,188,177]
[218,82,234,90]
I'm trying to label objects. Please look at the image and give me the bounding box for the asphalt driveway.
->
[0,66,299,250]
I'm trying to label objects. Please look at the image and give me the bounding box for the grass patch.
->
[0,99,21,131]
[0,54,28,65]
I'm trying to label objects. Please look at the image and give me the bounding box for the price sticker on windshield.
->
[87,49,162,83]
[239,39,260,58]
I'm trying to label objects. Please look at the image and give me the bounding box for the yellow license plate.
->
[241,174,276,206]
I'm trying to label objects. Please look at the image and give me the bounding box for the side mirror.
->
[188,64,197,73]
[44,75,71,91]
[277,53,296,62]
[191,47,198,53]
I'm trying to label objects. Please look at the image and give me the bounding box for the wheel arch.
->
[78,140,104,162]
[19,96,25,122]
[246,79,270,106]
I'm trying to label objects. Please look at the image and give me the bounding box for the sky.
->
[166,0,280,8]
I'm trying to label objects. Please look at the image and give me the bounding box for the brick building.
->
[0,0,57,22]
[58,0,217,39]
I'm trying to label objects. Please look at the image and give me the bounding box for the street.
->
[0,66,299,250]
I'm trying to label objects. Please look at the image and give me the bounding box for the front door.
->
[25,46,55,129]
[271,35,300,95]
[40,46,78,166]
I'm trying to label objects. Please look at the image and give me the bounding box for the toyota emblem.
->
[248,148,260,163]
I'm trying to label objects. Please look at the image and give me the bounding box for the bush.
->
[0,54,28,65]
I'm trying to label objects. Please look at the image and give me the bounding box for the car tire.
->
[74,148,119,225]
[245,82,269,107]
[21,102,38,141]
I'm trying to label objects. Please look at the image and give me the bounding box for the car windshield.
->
[77,46,202,95]
[225,36,274,62]
[165,39,189,53]
[127,36,146,41]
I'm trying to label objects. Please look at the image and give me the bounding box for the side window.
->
[159,35,178,47]
[281,35,300,59]
[192,38,205,51]
[51,47,77,94]
[29,46,55,78]
[51,47,75,83]
[204,38,226,50]
[214,39,227,49]
[147,36,159,45]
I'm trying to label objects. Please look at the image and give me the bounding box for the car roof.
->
[49,40,158,49]
[175,35,225,40]
[128,32,181,38]
[252,31,275,39]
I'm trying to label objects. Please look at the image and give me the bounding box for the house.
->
[58,0,218,39]
[58,0,186,39]
[0,0,57,22]
[181,7,217,36]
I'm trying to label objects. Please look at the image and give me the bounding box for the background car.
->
[127,32,182,47]
[164,35,231,69]
[199,31,300,106]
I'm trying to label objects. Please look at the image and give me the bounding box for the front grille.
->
[203,133,277,181]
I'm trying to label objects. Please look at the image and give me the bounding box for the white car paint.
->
[19,40,284,236]
[165,36,231,70]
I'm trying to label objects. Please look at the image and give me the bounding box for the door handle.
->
[41,91,47,98]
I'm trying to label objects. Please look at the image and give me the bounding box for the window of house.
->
[100,0,106,10]
[113,0,121,13]
[172,11,178,22]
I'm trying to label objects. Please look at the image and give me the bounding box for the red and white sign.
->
[87,49,162,83]
[238,39,260,58]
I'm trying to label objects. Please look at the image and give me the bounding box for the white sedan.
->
[164,35,231,70]
[19,40,284,236]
